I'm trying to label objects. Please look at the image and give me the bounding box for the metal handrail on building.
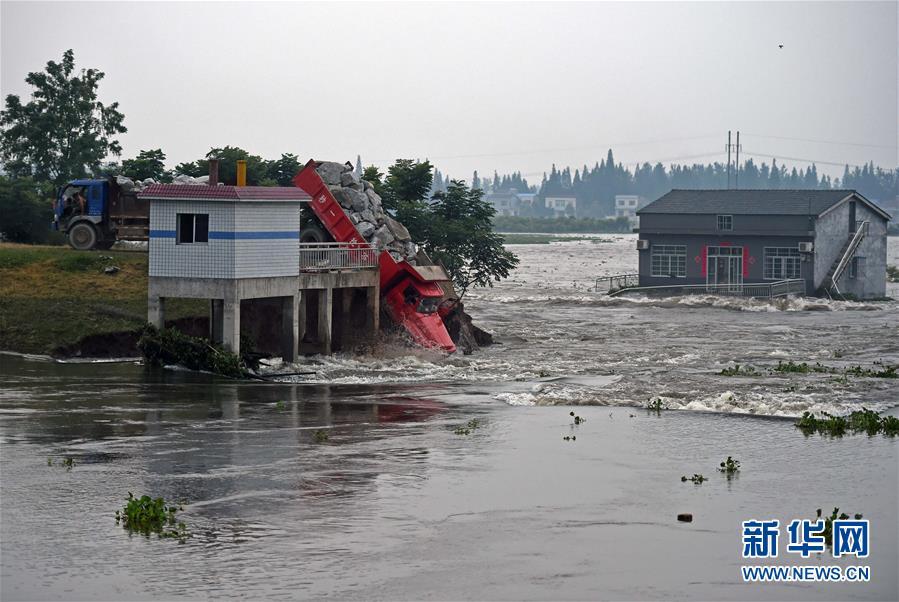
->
[606,278,806,299]
[299,242,379,272]
[594,273,640,293]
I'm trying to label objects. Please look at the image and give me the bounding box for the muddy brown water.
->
[1,235,898,600]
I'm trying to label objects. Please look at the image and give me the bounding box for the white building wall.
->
[149,200,300,279]
[233,202,300,278]
[149,200,235,278]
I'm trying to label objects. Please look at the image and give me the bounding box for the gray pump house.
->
[635,189,891,299]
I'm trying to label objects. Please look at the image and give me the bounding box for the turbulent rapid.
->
[263,234,899,418]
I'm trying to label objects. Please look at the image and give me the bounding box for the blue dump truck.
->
[52,177,150,250]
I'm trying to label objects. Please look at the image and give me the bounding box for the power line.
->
[369,134,721,163]
[743,133,896,150]
[741,150,877,169]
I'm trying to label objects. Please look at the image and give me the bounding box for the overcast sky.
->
[2,1,896,182]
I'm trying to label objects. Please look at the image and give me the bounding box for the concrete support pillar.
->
[317,288,333,355]
[366,285,380,337]
[298,291,307,344]
[148,295,166,328]
[209,299,224,343]
[222,298,241,356]
[340,289,353,348]
[280,294,299,363]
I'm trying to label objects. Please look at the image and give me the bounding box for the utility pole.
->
[726,130,732,189]
[735,131,741,189]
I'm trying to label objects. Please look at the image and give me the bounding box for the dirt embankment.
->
[0,244,206,357]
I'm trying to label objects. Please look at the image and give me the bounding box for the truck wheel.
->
[301,223,331,244]
[67,222,98,250]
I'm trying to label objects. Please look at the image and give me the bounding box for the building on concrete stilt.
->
[144,183,380,360]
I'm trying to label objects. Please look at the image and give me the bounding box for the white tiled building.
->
[143,184,310,360]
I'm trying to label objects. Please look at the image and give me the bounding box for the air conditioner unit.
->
[637,239,650,250]
[798,242,814,253]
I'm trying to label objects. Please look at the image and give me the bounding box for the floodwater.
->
[1,235,898,600]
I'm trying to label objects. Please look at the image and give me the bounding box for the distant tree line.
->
[485,149,898,218]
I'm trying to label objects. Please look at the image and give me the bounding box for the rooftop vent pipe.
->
[236,160,247,187]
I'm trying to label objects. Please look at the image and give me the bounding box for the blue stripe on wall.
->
[149,230,300,240]
[209,231,300,240]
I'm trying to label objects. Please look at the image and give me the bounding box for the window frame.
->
[716,214,733,231]
[763,247,801,281]
[176,213,209,245]
[650,244,687,278]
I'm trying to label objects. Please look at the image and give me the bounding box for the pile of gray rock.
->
[114,174,210,192]
[315,161,418,263]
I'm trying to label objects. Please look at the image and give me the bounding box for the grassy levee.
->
[0,243,205,355]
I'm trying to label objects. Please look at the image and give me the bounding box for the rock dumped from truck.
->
[314,161,418,263]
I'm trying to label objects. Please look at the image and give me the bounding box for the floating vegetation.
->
[681,474,707,484]
[718,456,741,475]
[454,418,482,436]
[312,430,330,443]
[562,435,576,442]
[772,361,835,374]
[62,457,75,470]
[115,493,188,542]
[796,408,899,437]
[646,397,668,413]
[717,359,898,380]
[719,364,759,377]
[569,411,586,425]
[816,507,864,546]
[138,325,246,378]
[844,364,897,379]
[887,265,899,283]
[275,400,285,411]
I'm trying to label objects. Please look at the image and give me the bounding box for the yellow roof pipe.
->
[236,160,247,187]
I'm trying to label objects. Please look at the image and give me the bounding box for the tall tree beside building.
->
[0,49,127,185]
[266,153,301,186]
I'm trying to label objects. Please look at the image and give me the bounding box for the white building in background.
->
[545,194,577,217]
[614,195,647,227]
[486,191,521,216]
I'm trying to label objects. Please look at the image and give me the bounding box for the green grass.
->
[0,243,205,354]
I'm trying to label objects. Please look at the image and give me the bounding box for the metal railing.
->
[827,221,869,295]
[594,273,639,293]
[606,278,806,299]
[299,242,378,272]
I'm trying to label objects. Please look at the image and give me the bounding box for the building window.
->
[717,215,733,231]
[177,213,209,244]
[764,247,801,280]
[651,245,686,278]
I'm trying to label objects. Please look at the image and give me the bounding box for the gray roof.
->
[637,189,884,217]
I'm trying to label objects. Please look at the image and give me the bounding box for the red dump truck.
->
[293,161,457,353]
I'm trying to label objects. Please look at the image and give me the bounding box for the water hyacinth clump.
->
[718,456,741,475]
[796,408,899,437]
[454,418,482,436]
[816,507,864,547]
[116,493,187,542]
[681,474,707,484]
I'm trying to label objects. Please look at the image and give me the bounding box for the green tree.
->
[266,153,302,186]
[424,180,519,297]
[121,149,169,182]
[0,176,59,243]
[380,160,433,237]
[0,49,127,185]
[362,165,385,196]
